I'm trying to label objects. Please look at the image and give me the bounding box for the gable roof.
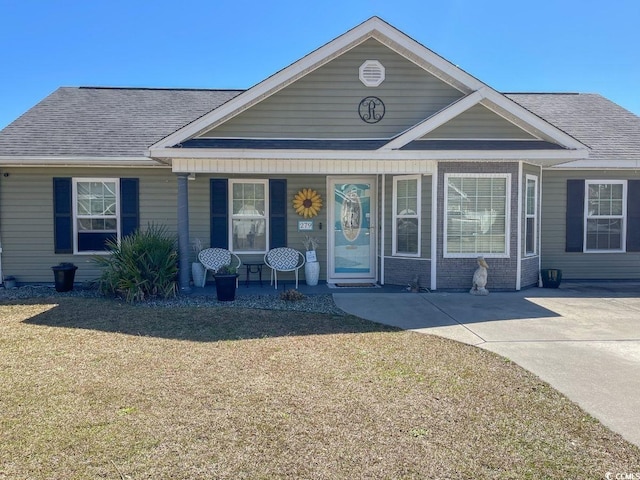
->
[0,87,242,163]
[149,17,586,156]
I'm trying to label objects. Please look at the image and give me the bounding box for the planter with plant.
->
[191,238,206,287]
[214,264,239,301]
[302,235,320,286]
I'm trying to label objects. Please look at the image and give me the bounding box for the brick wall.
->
[436,162,520,290]
[383,257,431,288]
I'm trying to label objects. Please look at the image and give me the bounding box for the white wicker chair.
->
[264,247,306,289]
[197,248,242,287]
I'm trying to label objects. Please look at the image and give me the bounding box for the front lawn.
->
[1,297,638,479]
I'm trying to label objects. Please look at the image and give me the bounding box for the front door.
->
[328,177,376,284]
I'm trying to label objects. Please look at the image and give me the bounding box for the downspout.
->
[380,174,385,285]
[516,161,523,290]
[176,172,191,292]
[430,166,438,291]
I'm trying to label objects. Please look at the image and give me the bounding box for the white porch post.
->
[176,172,191,292]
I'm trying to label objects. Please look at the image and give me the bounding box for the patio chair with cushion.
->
[198,248,242,287]
[264,247,306,289]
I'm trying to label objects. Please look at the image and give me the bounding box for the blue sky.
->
[1,0,639,129]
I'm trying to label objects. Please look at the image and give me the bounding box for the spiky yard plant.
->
[94,223,178,302]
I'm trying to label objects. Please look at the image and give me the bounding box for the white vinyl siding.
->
[230,179,268,253]
[72,178,120,254]
[525,175,538,255]
[444,173,510,257]
[584,180,626,252]
[392,175,421,256]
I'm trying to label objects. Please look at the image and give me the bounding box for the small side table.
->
[244,262,264,287]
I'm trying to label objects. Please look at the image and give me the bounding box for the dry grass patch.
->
[1,297,638,479]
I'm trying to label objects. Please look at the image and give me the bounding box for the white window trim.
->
[392,175,421,257]
[229,179,269,254]
[443,173,511,258]
[583,179,627,253]
[72,177,120,255]
[525,174,538,256]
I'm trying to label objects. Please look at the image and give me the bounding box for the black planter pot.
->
[51,263,78,292]
[215,274,238,301]
[541,269,562,288]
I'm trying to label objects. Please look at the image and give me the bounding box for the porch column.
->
[176,172,191,292]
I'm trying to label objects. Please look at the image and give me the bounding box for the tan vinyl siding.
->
[0,167,176,283]
[423,104,536,140]
[541,170,640,279]
[200,39,463,139]
[194,175,328,282]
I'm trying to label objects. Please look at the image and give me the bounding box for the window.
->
[230,180,268,253]
[445,173,510,257]
[392,176,421,256]
[73,178,119,253]
[525,175,538,255]
[584,180,626,251]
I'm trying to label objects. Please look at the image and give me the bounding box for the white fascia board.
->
[152,147,587,162]
[0,156,163,167]
[481,89,587,150]
[150,19,387,151]
[380,89,486,150]
[149,17,492,152]
[368,24,484,93]
[548,159,640,169]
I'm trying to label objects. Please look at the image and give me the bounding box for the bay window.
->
[525,175,538,255]
[392,175,421,256]
[445,173,510,257]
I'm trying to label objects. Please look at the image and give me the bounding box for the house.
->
[1,17,639,291]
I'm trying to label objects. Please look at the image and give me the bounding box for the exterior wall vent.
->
[359,60,385,87]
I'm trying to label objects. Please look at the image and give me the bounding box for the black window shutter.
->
[210,179,228,248]
[53,177,73,254]
[269,179,287,248]
[120,178,139,238]
[627,180,640,252]
[566,179,585,252]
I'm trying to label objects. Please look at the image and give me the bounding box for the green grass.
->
[1,297,639,479]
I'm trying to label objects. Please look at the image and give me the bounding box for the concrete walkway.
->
[333,283,640,448]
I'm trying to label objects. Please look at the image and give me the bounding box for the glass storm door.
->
[328,178,376,283]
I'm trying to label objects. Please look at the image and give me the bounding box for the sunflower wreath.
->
[293,188,323,218]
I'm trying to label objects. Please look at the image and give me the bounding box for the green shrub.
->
[94,224,178,302]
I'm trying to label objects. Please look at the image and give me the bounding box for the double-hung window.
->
[392,175,421,256]
[584,180,626,252]
[445,173,510,257]
[230,180,268,253]
[525,175,538,255]
[73,178,119,253]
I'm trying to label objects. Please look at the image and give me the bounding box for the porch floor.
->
[189,280,410,297]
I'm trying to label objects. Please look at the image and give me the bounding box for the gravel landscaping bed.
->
[0,284,346,315]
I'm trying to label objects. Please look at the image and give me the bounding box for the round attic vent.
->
[359,60,385,87]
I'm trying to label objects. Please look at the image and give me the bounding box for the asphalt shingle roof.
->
[0,87,243,157]
[0,88,638,163]
[506,93,640,163]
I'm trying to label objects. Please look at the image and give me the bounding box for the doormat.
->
[332,283,378,288]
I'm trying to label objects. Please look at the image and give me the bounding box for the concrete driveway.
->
[333,283,640,448]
